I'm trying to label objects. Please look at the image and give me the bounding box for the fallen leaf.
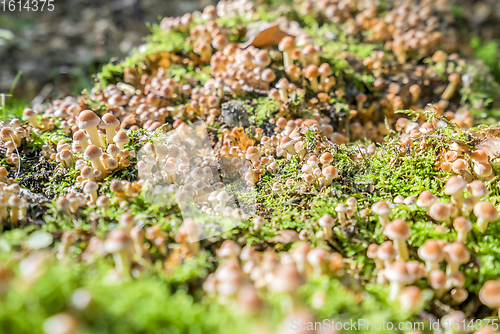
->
[476,138,500,159]
[240,25,290,49]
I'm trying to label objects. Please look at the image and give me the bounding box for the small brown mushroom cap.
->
[443,242,470,266]
[305,65,319,78]
[444,176,466,196]
[84,181,98,193]
[271,263,305,293]
[453,217,472,233]
[278,36,295,52]
[377,241,396,262]
[385,261,412,284]
[84,145,102,161]
[78,110,101,129]
[113,131,130,145]
[474,202,499,222]
[372,200,391,215]
[479,280,500,309]
[384,219,410,240]
[104,229,132,253]
[318,214,334,228]
[429,203,451,222]
[418,239,444,262]
[417,191,437,208]
[73,130,89,145]
[428,269,446,289]
[22,108,35,120]
[468,180,488,198]
[366,243,378,259]
[100,113,120,129]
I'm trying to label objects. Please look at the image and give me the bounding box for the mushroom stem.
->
[456,230,468,243]
[105,128,117,145]
[308,77,319,93]
[389,281,404,300]
[394,239,409,261]
[477,217,489,233]
[86,127,105,148]
[425,260,439,273]
[441,81,458,100]
[374,258,384,270]
[10,208,19,227]
[113,250,130,276]
[323,227,333,239]
[446,263,459,276]
[379,214,389,226]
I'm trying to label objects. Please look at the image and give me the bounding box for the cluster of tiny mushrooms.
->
[3,0,500,333]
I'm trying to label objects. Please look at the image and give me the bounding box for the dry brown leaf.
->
[240,25,290,49]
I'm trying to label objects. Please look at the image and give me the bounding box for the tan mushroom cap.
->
[453,217,472,232]
[318,214,334,227]
[96,196,110,206]
[335,203,347,213]
[100,113,120,129]
[9,195,21,207]
[398,285,421,307]
[417,191,437,208]
[444,175,466,196]
[480,280,500,309]
[474,202,499,221]
[418,239,444,262]
[113,131,130,144]
[385,261,412,284]
[372,200,391,215]
[104,229,132,253]
[443,242,470,265]
[84,145,102,161]
[428,269,446,289]
[22,108,35,120]
[84,181,98,193]
[429,203,451,221]
[366,243,378,259]
[78,110,101,129]
[468,180,488,198]
[305,65,319,78]
[271,263,305,293]
[318,63,332,76]
[377,241,396,261]
[278,36,295,52]
[322,166,338,179]
[384,219,410,240]
[73,130,89,144]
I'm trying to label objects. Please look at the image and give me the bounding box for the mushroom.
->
[385,261,412,300]
[278,36,295,70]
[479,280,500,318]
[104,229,133,276]
[442,73,461,100]
[22,108,40,128]
[113,131,130,150]
[453,217,472,243]
[305,65,320,92]
[384,219,410,261]
[318,214,334,239]
[9,195,21,227]
[428,269,447,298]
[443,242,470,276]
[78,110,105,148]
[335,203,348,225]
[372,200,391,226]
[417,191,437,214]
[429,203,451,225]
[367,243,383,269]
[398,286,423,313]
[100,113,120,144]
[474,201,499,233]
[468,180,488,204]
[444,175,466,211]
[84,145,106,174]
[418,239,444,273]
[83,181,98,204]
[377,241,396,267]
